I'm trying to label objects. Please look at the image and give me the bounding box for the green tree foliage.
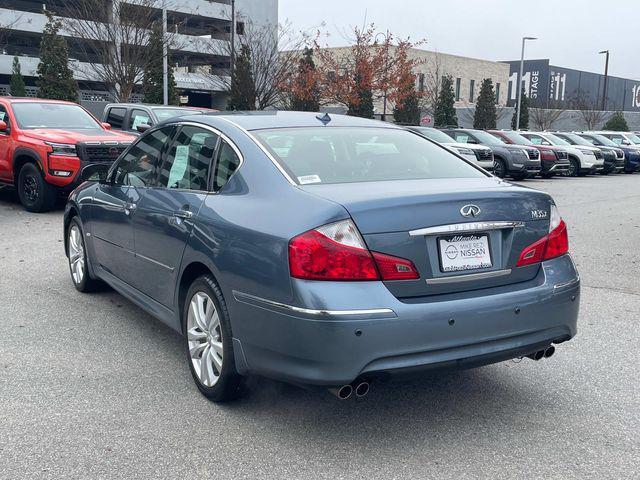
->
[290,47,320,111]
[511,87,530,129]
[434,75,457,127]
[473,78,497,129]
[10,56,27,97]
[603,111,629,131]
[393,90,421,125]
[142,23,179,105]
[227,45,256,110]
[36,11,77,102]
[347,74,374,119]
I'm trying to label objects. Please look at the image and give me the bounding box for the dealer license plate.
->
[438,234,492,273]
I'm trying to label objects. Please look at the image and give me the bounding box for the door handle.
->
[124,202,137,215]
[174,209,193,220]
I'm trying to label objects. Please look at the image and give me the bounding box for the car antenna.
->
[316,112,331,125]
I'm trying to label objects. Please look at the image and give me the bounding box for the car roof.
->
[105,103,207,110]
[1,97,78,105]
[182,111,402,131]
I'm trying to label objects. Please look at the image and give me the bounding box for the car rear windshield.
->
[12,102,101,130]
[254,127,487,185]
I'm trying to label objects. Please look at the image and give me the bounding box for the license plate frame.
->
[437,233,493,273]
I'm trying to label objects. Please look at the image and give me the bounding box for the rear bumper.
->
[230,255,580,386]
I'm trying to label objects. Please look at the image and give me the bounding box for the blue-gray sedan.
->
[64,112,580,401]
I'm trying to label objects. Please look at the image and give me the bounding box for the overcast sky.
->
[278,0,638,80]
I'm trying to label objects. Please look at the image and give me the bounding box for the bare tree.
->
[570,90,608,130]
[0,10,23,50]
[60,0,182,102]
[530,100,566,130]
[206,18,308,110]
[419,51,443,115]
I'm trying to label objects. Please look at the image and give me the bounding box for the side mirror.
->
[81,164,111,183]
[102,122,112,130]
[0,120,8,132]
[621,139,631,145]
[136,123,151,133]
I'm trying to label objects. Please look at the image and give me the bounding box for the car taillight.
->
[517,205,569,267]
[288,220,419,281]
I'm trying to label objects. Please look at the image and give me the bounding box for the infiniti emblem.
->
[460,204,481,218]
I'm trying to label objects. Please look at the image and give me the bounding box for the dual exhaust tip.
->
[527,345,555,361]
[329,380,370,400]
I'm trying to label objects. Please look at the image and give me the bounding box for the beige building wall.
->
[313,47,510,115]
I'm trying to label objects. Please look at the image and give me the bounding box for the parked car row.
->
[409,126,640,180]
[0,97,211,212]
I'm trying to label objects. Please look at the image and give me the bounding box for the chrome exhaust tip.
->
[544,345,556,358]
[329,384,353,400]
[527,349,545,361]
[354,381,370,398]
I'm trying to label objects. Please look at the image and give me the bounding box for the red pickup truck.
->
[0,98,134,212]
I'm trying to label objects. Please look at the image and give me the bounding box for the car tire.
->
[567,158,579,177]
[184,275,243,402]
[493,159,507,178]
[17,162,58,213]
[67,217,101,293]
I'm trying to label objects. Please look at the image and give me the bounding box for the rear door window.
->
[157,126,218,191]
[105,107,126,130]
[128,109,152,131]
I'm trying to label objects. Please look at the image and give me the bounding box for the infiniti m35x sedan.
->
[64,112,580,402]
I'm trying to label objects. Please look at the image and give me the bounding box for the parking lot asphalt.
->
[1,174,639,480]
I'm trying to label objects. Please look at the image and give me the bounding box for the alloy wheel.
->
[68,225,85,285]
[23,175,39,204]
[493,160,506,178]
[187,292,223,387]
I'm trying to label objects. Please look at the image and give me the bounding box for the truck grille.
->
[526,149,540,160]
[77,142,129,163]
[475,149,493,161]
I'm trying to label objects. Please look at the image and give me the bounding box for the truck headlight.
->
[455,147,474,155]
[46,142,77,157]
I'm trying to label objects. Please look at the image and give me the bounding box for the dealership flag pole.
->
[599,50,609,111]
[516,36,536,131]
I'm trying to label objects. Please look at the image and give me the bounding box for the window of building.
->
[469,79,475,102]
[495,83,501,105]
[455,78,461,101]
[418,73,425,92]
[105,108,126,130]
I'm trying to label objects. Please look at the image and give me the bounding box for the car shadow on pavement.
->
[0,185,66,211]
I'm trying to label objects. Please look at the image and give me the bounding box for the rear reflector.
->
[516,205,569,267]
[289,220,419,281]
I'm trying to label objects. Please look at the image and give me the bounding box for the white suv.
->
[520,131,604,176]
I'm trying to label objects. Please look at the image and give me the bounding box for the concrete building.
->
[0,0,277,108]
[503,59,640,112]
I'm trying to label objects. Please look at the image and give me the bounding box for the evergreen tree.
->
[10,56,27,97]
[142,23,179,105]
[290,47,320,111]
[603,111,629,131]
[227,45,256,110]
[347,73,374,118]
[511,87,529,129]
[393,89,421,125]
[36,11,77,102]
[473,78,497,129]
[434,75,457,127]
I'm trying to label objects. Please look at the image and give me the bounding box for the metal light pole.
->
[162,8,168,105]
[599,50,609,111]
[516,36,537,130]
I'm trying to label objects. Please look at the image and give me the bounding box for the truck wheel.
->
[17,163,57,212]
